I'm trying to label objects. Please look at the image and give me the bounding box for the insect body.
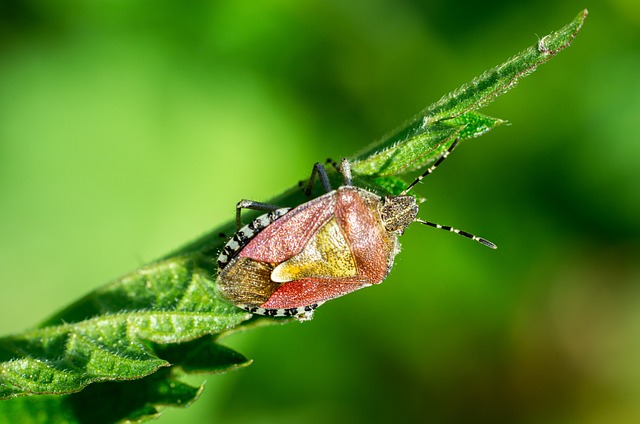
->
[216,139,495,321]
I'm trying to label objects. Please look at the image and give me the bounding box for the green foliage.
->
[0,10,587,423]
[0,255,252,423]
[351,9,587,177]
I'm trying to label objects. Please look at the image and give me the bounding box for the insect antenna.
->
[400,138,459,196]
[394,136,496,249]
[415,218,497,249]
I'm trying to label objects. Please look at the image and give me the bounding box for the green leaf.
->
[0,254,252,423]
[0,369,203,424]
[0,255,249,398]
[351,9,588,177]
[0,9,587,423]
[0,337,253,424]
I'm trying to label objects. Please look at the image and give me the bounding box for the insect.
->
[216,139,496,321]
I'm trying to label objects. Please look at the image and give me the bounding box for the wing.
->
[239,191,336,263]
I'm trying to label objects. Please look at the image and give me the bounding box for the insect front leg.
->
[338,158,352,186]
[236,200,282,229]
[326,158,353,186]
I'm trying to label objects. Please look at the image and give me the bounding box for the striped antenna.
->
[399,136,496,249]
[415,219,497,249]
[400,138,459,196]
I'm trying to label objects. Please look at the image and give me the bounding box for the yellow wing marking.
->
[271,217,357,283]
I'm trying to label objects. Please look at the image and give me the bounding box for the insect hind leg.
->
[236,199,282,229]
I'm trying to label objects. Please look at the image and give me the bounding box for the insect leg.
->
[236,200,282,229]
[304,162,332,196]
[338,158,352,186]
[324,158,353,186]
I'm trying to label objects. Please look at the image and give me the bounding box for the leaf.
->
[0,9,587,423]
[350,9,588,177]
[0,255,249,398]
[0,369,203,424]
[0,254,253,422]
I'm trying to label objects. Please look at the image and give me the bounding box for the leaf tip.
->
[537,9,588,56]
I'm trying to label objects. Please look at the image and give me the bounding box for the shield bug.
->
[216,139,495,321]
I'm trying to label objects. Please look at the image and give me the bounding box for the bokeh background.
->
[1,1,639,423]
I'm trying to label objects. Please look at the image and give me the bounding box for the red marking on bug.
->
[261,280,366,309]
[239,193,333,263]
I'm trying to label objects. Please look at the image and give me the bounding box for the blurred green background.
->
[1,0,639,423]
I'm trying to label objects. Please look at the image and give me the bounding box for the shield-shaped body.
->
[216,186,401,319]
